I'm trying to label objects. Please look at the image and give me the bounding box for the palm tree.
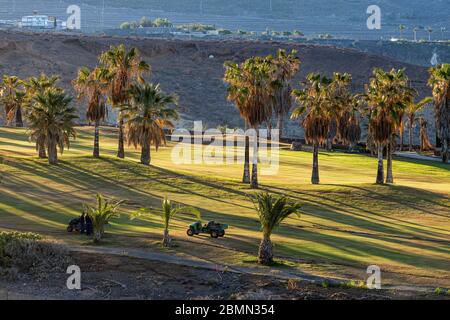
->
[100,44,151,159]
[405,97,433,151]
[252,193,301,265]
[428,63,450,163]
[123,83,178,165]
[418,117,433,151]
[24,74,61,158]
[413,27,418,41]
[269,49,300,140]
[84,194,125,243]
[224,57,273,188]
[337,95,362,151]
[26,89,77,165]
[363,68,413,184]
[131,196,201,247]
[0,75,25,127]
[329,72,354,150]
[291,73,333,184]
[399,24,406,39]
[73,66,111,158]
[224,61,251,183]
[426,26,433,41]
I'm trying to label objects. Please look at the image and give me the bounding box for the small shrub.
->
[434,287,449,295]
[0,231,70,279]
[287,278,300,290]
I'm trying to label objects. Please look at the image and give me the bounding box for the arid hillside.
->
[0,31,432,139]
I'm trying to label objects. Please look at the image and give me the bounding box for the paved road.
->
[394,152,443,162]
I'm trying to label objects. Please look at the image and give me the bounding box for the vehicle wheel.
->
[219,231,225,237]
[187,229,194,236]
[211,231,219,238]
[67,226,73,232]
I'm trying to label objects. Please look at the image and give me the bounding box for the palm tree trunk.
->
[93,120,100,158]
[250,130,258,189]
[267,120,272,141]
[141,139,151,165]
[243,135,250,183]
[117,115,125,159]
[311,143,320,184]
[409,120,413,152]
[251,163,258,189]
[400,125,404,151]
[443,138,449,163]
[376,144,384,184]
[93,231,102,243]
[258,235,273,265]
[386,143,394,183]
[440,99,449,163]
[162,229,171,247]
[15,107,23,127]
[277,111,284,140]
[38,137,47,159]
[47,139,58,165]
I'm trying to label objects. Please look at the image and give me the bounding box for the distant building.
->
[20,13,67,29]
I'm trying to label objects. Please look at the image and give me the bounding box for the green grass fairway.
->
[1,126,450,287]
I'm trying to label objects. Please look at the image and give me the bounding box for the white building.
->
[20,14,67,29]
[21,15,52,28]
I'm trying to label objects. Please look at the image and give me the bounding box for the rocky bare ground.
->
[0,252,447,300]
[0,30,434,141]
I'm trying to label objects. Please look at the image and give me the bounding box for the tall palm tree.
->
[224,61,251,183]
[405,97,433,151]
[269,49,300,140]
[363,68,413,184]
[337,95,362,151]
[428,63,450,163]
[252,193,301,265]
[0,75,25,127]
[328,72,353,150]
[426,27,433,41]
[399,24,406,39]
[24,74,61,158]
[122,83,178,165]
[224,57,273,189]
[413,27,418,41]
[291,73,333,184]
[26,89,77,165]
[73,67,111,158]
[100,44,151,159]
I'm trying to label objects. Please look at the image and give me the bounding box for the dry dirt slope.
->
[0,31,431,135]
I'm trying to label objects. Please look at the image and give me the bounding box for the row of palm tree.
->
[0,74,75,163]
[1,47,448,172]
[224,49,300,188]
[73,45,178,164]
[0,45,177,166]
[89,192,301,266]
[224,52,449,186]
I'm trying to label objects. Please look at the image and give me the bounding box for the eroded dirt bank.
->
[0,31,431,136]
[0,252,446,300]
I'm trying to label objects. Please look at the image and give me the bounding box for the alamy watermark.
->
[366,265,382,289]
[66,5,81,30]
[367,5,381,30]
[66,265,81,290]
